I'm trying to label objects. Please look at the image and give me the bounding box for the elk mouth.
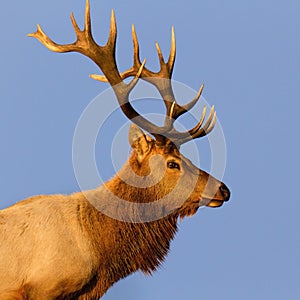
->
[204,184,230,208]
[206,199,224,208]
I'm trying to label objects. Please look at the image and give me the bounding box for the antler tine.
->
[89,9,118,83]
[187,105,207,135]
[192,105,215,136]
[70,13,81,35]
[175,107,217,145]
[169,83,204,121]
[84,0,92,34]
[167,26,176,75]
[155,42,166,66]
[132,24,140,64]
[108,9,117,48]
[191,110,217,139]
[181,83,204,113]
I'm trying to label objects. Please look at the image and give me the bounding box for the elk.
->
[0,1,230,299]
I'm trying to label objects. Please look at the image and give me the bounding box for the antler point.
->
[111,9,116,21]
[27,31,35,38]
[90,74,108,82]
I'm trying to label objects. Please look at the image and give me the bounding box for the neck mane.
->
[82,154,180,276]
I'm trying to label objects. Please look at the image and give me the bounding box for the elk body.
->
[0,2,230,299]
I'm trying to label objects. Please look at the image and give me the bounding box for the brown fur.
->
[0,126,229,299]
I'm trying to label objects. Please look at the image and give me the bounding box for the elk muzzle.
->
[206,183,230,208]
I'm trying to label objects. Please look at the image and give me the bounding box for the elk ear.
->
[128,124,152,162]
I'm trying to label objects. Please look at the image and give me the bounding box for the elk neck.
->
[77,200,178,287]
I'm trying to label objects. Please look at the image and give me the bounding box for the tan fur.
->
[0,126,229,299]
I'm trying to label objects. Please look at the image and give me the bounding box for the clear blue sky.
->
[1,0,300,299]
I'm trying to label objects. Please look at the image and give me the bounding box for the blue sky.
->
[1,0,300,299]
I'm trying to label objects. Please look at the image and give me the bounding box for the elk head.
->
[28,0,230,221]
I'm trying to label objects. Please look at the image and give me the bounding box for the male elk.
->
[0,1,230,299]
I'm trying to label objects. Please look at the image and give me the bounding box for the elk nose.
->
[219,184,230,201]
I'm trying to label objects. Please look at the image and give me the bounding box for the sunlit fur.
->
[0,126,229,299]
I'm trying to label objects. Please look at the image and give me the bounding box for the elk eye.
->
[167,161,180,170]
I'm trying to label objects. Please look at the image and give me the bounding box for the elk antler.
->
[28,0,216,145]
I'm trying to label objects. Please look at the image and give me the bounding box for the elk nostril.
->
[220,184,230,201]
